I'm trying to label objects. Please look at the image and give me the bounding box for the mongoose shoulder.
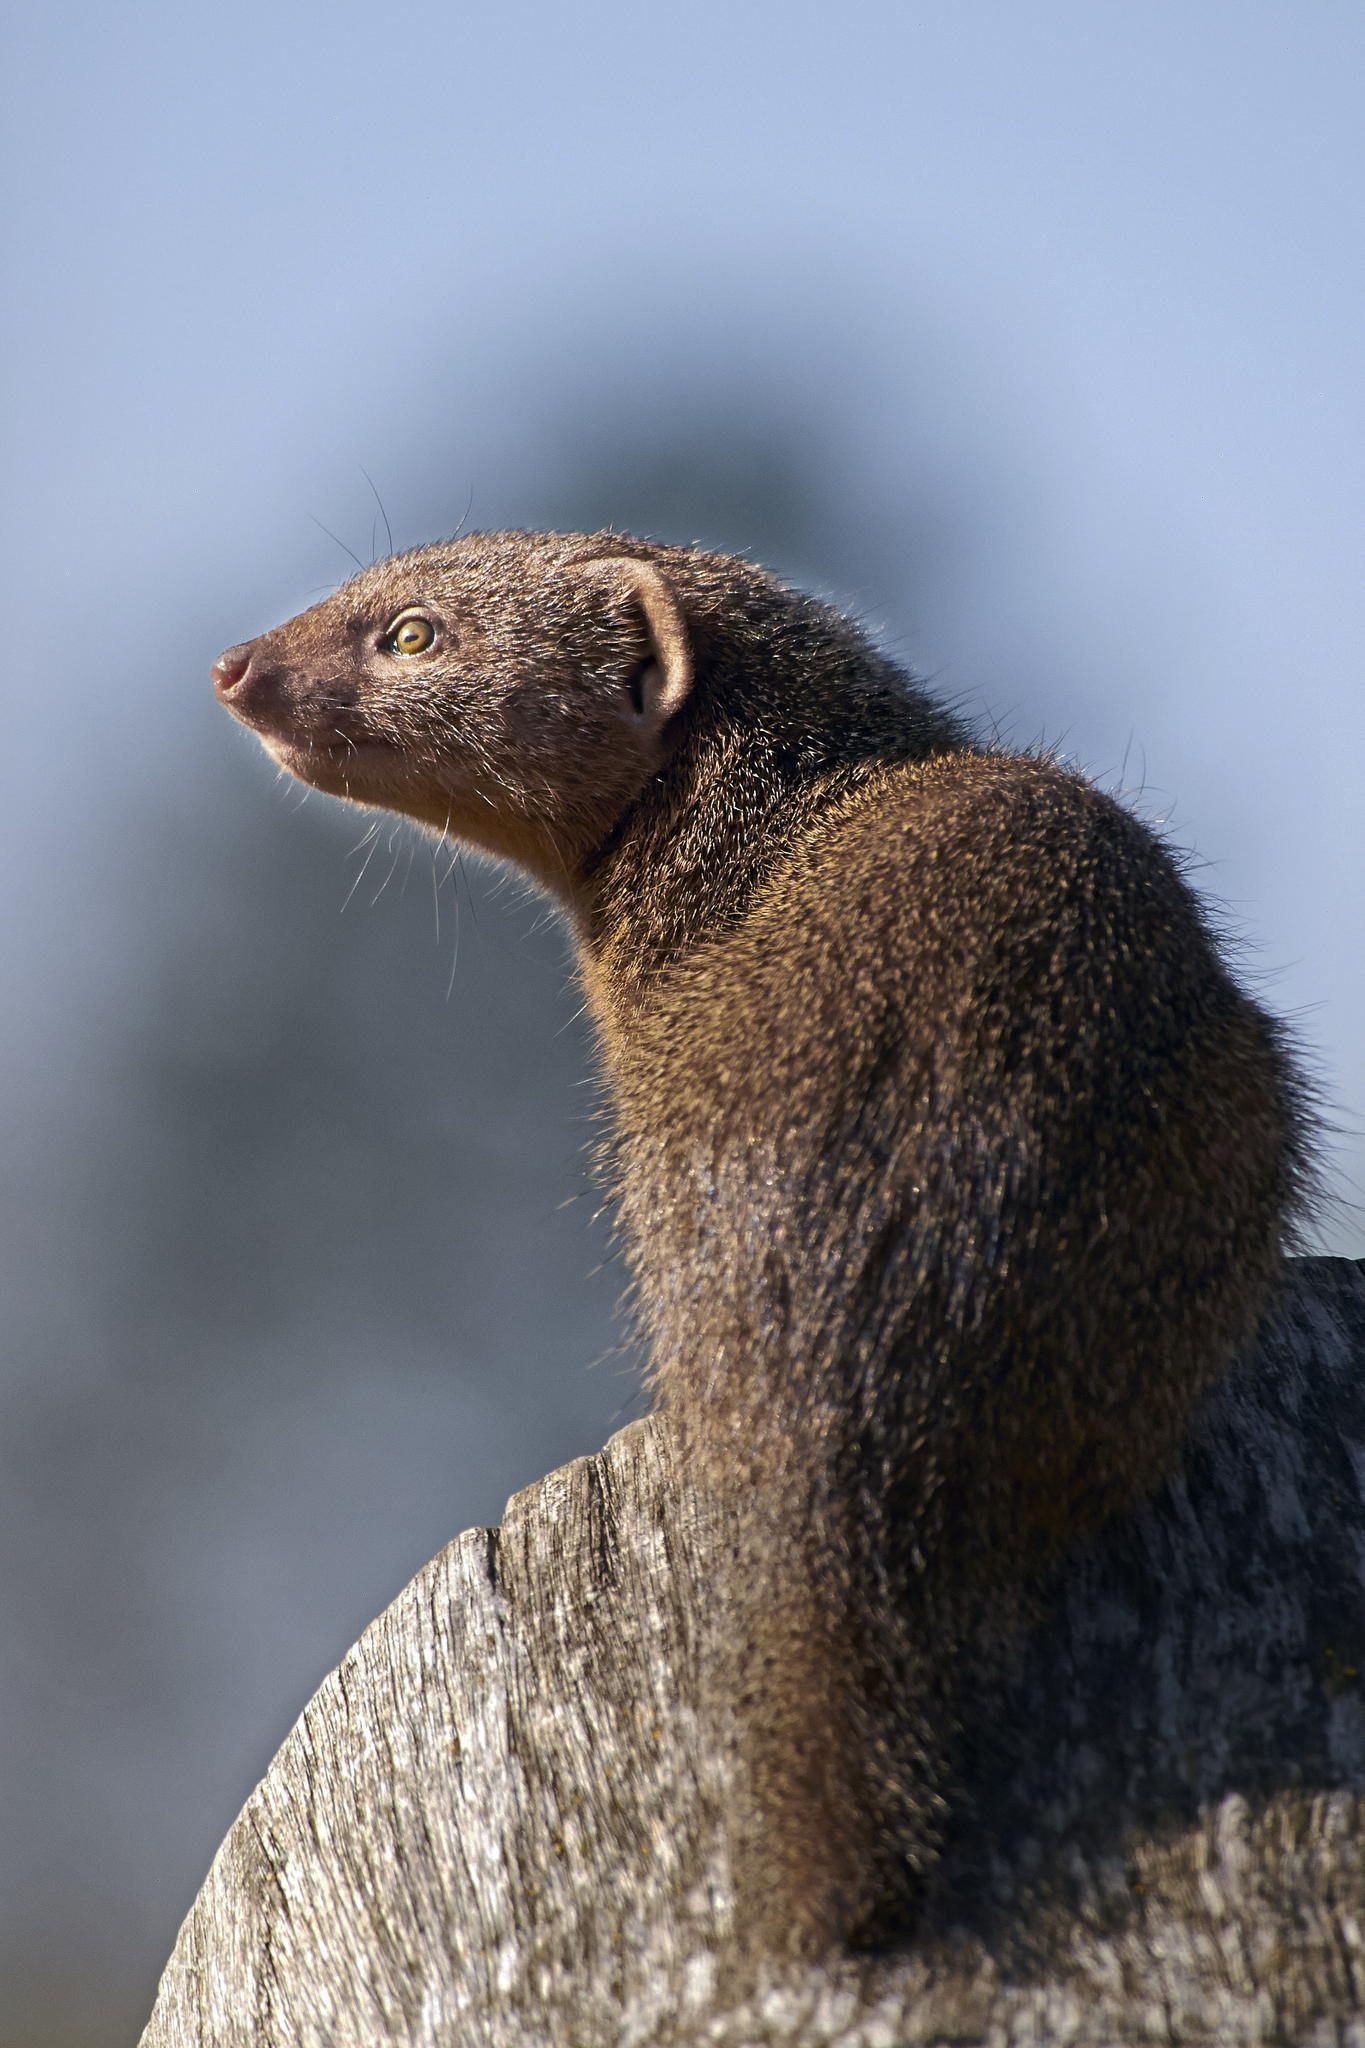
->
[214,530,1310,1957]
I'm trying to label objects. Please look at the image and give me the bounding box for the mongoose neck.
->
[575,598,968,1010]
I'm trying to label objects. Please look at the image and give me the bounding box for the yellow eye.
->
[388,614,435,655]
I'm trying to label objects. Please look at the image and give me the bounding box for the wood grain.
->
[142,1258,1365,2046]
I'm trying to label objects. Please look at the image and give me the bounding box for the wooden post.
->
[142,1259,1365,2046]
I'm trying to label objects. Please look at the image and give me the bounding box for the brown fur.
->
[215,531,1311,1958]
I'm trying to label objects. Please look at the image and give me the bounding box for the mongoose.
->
[213,531,1309,1957]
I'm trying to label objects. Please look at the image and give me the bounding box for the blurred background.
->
[1,3,1362,2040]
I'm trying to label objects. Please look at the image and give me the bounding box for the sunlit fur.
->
[218,531,1313,1959]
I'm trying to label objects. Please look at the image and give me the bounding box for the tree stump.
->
[142,1259,1365,2046]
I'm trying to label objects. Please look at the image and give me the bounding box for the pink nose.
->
[213,645,252,698]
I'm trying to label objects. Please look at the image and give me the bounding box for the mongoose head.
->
[213,532,694,891]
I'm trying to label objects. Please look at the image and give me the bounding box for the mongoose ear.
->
[573,557,694,737]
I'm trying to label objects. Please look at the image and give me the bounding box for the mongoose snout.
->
[215,627,384,800]
[216,528,1311,1960]
[211,647,252,698]
[211,640,304,744]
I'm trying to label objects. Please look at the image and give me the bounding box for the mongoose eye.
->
[386,613,436,656]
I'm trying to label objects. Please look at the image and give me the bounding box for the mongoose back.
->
[214,530,1309,1957]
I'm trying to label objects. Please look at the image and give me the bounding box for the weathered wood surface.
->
[143,1259,1365,2047]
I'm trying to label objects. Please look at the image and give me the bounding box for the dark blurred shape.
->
[407,353,968,648]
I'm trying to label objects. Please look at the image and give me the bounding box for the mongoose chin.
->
[215,529,1312,1960]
